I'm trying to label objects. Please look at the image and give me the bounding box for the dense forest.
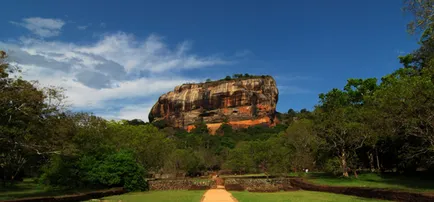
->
[1,0,434,191]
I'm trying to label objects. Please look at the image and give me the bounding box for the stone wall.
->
[148,179,216,190]
[224,178,297,192]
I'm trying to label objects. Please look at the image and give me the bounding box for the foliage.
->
[39,155,81,189]
[281,119,319,172]
[164,149,203,176]
[0,52,67,186]
[40,150,147,191]
[79,150,147,191]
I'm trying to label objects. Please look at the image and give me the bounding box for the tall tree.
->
[0,51,66,185]
[315,78,377,177]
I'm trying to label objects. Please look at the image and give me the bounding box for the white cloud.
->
[2,31,228,120]
[74,33,229,73]
[118,104,154,121]
[11,17,65,38]
[77,25,88,30]
[277,85,312,94]
[235,49,253,57]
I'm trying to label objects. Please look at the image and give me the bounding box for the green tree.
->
[372,68,434,169]
[315,79,377,177]
[404,0,434,35]
[224,142,254,174]
[281,119,319,172]
[0,51,66,185]
[164,149,202,176]
[80,150,147,191]
[287,109,297,117]
[41,150,147,191]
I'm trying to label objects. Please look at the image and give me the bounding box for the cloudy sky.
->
[1,0,418,121]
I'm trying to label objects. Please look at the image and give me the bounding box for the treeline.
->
[204,73,271,83]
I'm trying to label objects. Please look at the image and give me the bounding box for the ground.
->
[0,178,92,200]
[2,173,434,201]
[95,190,205,202]
[231,191,388,202]
[202,188,236,202]
[96,190,386,202]
[306,172,434,193]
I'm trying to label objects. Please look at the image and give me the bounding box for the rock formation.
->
[149,76,279,134]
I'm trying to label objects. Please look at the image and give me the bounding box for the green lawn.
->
[95,191,205,202]
[0,179,93,200]
[306,172,434,193]
[231,191,388,202]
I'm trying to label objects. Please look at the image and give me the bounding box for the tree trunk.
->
[341,150,349,177]
[368,151,375,172]
[353,169,358,178]
[375,148,381,172]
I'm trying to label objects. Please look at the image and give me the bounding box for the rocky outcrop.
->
[149,76,279,133]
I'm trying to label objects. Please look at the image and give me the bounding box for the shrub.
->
[324,158,342,176]
[39,155,83,189]
[40,150,147,191]
[80,150,148,191]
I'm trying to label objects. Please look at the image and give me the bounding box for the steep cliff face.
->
[149,76,279,133]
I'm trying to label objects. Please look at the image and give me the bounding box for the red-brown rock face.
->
[149,76,279,133]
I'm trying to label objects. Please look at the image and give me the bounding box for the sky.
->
[0,0,419,121]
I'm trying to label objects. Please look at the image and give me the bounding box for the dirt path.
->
[201,187,238,202]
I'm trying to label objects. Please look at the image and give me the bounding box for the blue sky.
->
[0,0,419,121]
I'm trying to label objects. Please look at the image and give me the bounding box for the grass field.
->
[306,172,434,193]
[0,179,94,200]
[95,191,205,202]
[231,191,388,202]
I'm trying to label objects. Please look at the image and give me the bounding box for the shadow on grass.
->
[306,172,434,192]
[0,179,93,200]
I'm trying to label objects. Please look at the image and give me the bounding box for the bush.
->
[40,150,147,191]
[80,150,148,191]
[324,158,342,176]
[39,155,83,188]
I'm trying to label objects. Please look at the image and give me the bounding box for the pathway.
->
[201,187,237,202]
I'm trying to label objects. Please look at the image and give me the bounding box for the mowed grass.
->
[231,191,389,202]
[96,191,205,202]
[0,179,93,200]
[306,172,434,193]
